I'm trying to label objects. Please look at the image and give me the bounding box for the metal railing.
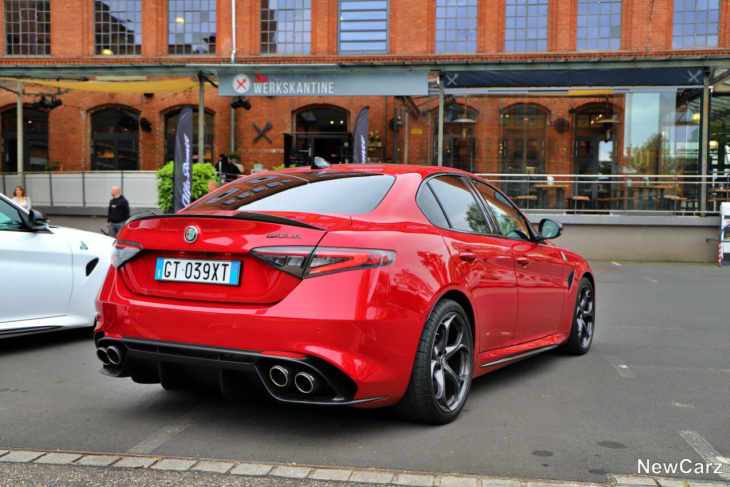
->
[1,171,160,208]
[478,173,730,216]
[2,170,729,216]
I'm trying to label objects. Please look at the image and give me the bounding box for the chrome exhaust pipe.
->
[294,372,319,394]
[269,365,290,388]
[96,347,110,366]
[106,346,123,366]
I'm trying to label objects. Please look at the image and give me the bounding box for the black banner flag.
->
[352,106,369,164]
[173,106,193,212]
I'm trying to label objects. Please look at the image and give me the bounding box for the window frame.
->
[434,0,478,54]
[337,0,389,54]
[504,0,549,53]
[167,0,217,56]
[575,0,622,51]
[94,0,142,56]
[3,0,51,56]
[672,0,720,49]
[260,0,312,55]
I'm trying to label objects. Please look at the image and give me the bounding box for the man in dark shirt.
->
[218,154,241,183]
[107,185,130,237]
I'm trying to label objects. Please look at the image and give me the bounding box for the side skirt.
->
[475,332,569,375]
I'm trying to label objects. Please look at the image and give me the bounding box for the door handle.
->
[459,251,478,262]
[516,256,530,267]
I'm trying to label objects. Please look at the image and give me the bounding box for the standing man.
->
[107,185,130,237]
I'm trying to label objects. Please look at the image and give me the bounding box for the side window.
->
[471,180,532,240]
[0,199,25,230]
[427,176,491,234]
[416,183,449,228]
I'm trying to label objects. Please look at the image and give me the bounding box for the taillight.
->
[249,246,315,278]
[250,246,395,278]
[307,248,395,276]
[112,240,144,268]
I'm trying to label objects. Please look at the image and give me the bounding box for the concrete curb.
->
[0,448,726,487]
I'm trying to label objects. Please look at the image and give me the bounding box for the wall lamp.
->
[140,117,152,132]
[231,97,251,110]
[32,96,63,110]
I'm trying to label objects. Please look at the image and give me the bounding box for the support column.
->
[198,75,205,163]
[16,81,24,177]
[700,68,711,213]
[437,75,444,167]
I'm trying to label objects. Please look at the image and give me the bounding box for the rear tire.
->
[564,277,595,355]
[395,299,473,424]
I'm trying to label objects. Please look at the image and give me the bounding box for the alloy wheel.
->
[430,311,472,412]
[575,286,594,349]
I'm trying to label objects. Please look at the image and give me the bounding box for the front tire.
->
[395,299,473,424]
[564,277,595,355]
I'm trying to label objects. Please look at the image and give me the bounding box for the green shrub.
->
[271,163,296,171]
[156,161,217,213]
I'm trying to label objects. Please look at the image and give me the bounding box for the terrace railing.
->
[2,170,728,216]
[479,173,730,216]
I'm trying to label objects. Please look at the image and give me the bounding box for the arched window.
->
[164,109,214,164]
[293,106,348,165]
[91,108,139,170]
[1,108,49,172]
[432,98,478,172]
[500,104,548,174]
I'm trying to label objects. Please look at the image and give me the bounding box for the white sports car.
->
[0,192,114,338]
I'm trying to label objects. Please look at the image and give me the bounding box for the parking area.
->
[1,262,728,484]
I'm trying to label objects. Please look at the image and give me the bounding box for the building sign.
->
[218,71,428,97]
[442,67,705,89]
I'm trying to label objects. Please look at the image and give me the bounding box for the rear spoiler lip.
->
[126,210,326,231]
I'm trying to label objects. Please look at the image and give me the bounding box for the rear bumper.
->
[95,269,425,407]
[96,336,384,405]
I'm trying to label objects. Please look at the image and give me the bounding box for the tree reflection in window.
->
[472,179,531,240]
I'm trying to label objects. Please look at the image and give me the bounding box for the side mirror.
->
[538,218,563,240]
[29,209,49,231]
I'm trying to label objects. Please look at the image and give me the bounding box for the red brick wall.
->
[1,0,729,176]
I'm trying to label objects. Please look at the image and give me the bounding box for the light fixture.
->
[231,97,251,110]
[101,48,114,55]
[452,96,476,124]
[175,16,185,23]
[140,117,152,132]
[690,112,701,123]
[32,96,62,110]
[593,114,620,124]
[710,140,719,149]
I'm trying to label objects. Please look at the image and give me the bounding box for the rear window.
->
[186,171,395,215]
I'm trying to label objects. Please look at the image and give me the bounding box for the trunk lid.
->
[118,211,351,304]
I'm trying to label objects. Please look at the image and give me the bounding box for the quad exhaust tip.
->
[106,346,122,366]
[294,372,319,394]
[269,365,290,388]
[96,347,110,366]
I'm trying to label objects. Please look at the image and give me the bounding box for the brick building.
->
[1,0,730,197]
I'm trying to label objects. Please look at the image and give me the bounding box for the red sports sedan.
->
[94,162,594,424]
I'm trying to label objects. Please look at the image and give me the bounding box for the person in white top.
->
[11,185,31,211]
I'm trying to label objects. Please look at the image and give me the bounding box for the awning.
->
[442,67,706,91]
[1,77,199,94]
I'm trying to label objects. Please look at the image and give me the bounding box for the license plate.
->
[154,258,241,286]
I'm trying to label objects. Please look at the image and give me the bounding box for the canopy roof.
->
[1,77,198,94]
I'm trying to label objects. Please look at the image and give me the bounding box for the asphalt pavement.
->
[1,262,729,486]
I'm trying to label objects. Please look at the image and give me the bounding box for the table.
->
[625,184,673,210]
[534,184,570,209]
